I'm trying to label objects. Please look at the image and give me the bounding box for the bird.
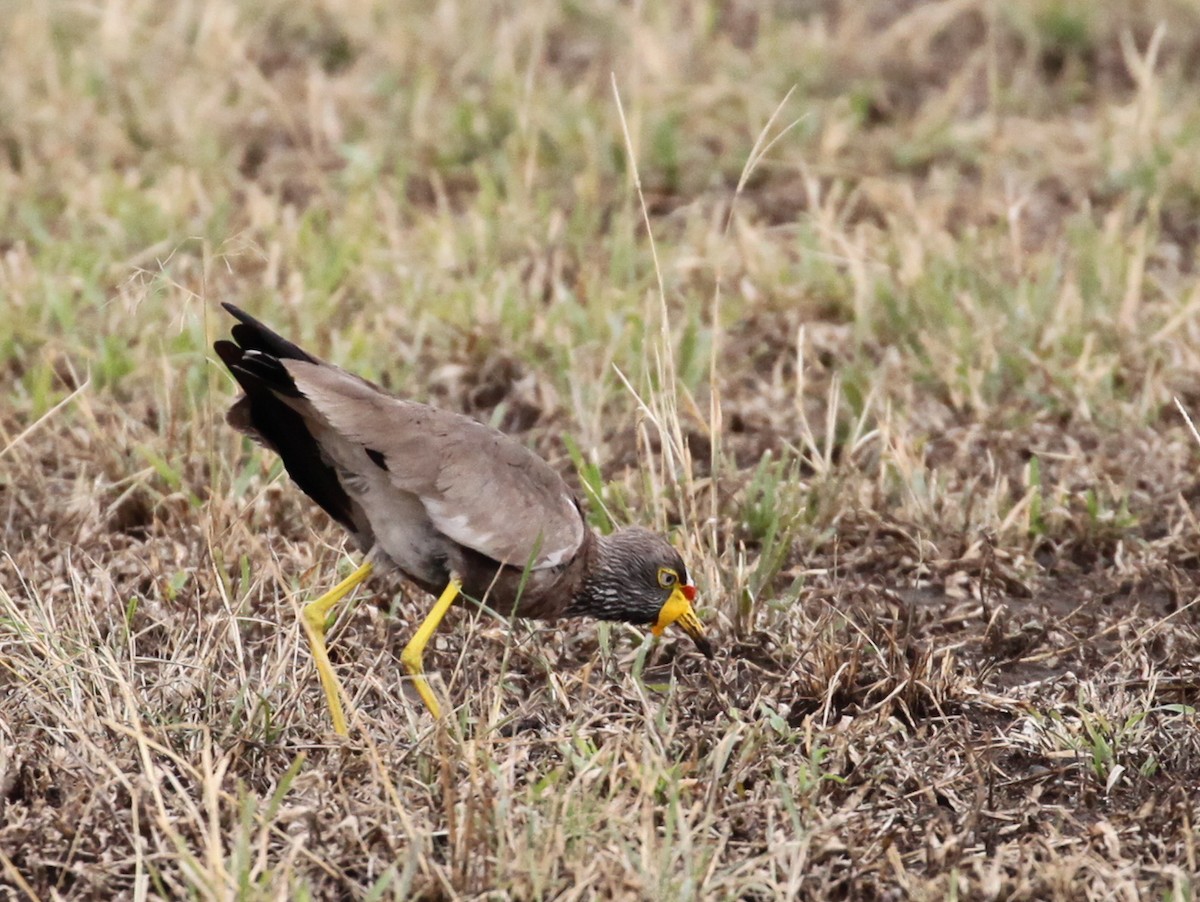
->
[213,303,712,734]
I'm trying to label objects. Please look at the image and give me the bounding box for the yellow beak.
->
[651,586,714,658]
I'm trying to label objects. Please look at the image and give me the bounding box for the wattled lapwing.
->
[214,304,711,733]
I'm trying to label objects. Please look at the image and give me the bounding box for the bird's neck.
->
[567,532,627,622]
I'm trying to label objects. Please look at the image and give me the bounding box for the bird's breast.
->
[449,554,580,621]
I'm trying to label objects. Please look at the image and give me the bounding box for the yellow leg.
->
[400,578,461,717]
[300,560,374,736]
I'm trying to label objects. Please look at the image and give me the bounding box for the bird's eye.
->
[657,568,678,589]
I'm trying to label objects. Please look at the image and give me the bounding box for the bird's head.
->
[584,527,713,658]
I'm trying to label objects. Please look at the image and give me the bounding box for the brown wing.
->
[284,360,585,570]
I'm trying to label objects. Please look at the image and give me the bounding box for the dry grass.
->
[3,0,1200,898]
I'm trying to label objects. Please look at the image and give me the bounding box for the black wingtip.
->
[218,304,318,364]
[214,305,357,533]
[213,339,242,367]
[214,313,304,399]
[237,350,302,397]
